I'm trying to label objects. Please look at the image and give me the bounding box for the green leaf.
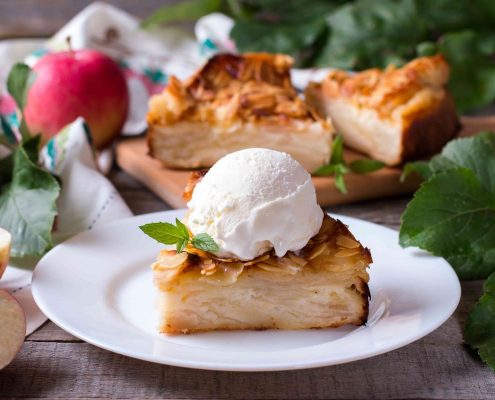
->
[6,63,35,141]
[176,238,188,253]
[334,173,347,194]
[428,132,495,192]
[175,218,190,238]
[139,222,190,245]
[141,0,222,28]
[464,272,495,371]
[330,135,345,165]
[400,161,432,182]
[7,63,34,111]
[348,159,385,174]
[399,168,495,279]
[438,30,495,113]
[191,233,220,253]
[0,145,60,257]
[315,0,427,69]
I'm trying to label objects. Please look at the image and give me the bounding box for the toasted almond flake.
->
[256,262,283,273]
[243,254,270,266]
[312,232,328,243]
[334,248,361,258]
[202,262,217,271]
[204,270,216,276]
[336,235,360,249]
[308,243,327,260]
[153,251,188,270]
[288,252,308,266]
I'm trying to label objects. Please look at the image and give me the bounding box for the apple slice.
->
[0,290,26,370]
[0,228,11,280]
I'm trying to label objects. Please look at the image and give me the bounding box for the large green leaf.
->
[400,168,495,279]
[0,145,60,257]
[315,0,427,68]
[439,30,495,113]
[465,272,495,371]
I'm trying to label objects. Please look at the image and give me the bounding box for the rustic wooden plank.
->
[1,333,494,400]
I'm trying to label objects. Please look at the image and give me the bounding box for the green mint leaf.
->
[141,0,221,28]
[330,135,345,165]
[191,233,220,253]
[348,159,385,174]
[175,218,190,240]
[176,238,188,253]
[139,222,189,246]
[399,168,495,280]
[0,145,60,257]
[334,173,347,194]
[314,164,338,176]
[464,272,495,371]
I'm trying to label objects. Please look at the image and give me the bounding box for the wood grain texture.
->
[116,137,421,208]
[0,168,493,399]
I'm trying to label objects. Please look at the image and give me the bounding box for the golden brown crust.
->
[147,53,327,128]
[315,55,451,120]
[400,92,460,162]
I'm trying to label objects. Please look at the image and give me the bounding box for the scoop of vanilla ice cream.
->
[186,148,323,260]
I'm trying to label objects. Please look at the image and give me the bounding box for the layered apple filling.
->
[151,215,371,334]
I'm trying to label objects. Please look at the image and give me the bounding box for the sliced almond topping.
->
[336,235,360,249]
[308,243,328,260]
[312,232,328,243]
[243,253,270,267]
[153,251,188,271]
[334,248,362,258]
[288,252,308,266]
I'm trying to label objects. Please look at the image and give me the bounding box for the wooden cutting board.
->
[115,116,488,209]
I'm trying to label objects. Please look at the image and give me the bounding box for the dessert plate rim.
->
[32,210,461,371]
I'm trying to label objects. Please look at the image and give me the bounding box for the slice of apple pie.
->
[305,55,460,166]
[147,53,333,173]
[151,214,371,334]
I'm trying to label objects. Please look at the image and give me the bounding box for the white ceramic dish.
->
[32,210,461,371]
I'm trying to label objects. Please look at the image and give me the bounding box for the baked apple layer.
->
[151,216,371,334]
[148,120,331,173]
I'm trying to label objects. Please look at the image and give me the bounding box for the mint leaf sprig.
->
[314,135,385,193]
[140,219,220,253]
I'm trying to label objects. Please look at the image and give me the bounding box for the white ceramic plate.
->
[32,210,460,371]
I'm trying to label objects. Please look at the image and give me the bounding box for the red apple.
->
[0,228,11,280]
[0,290,26,370]
[24,49,129,149]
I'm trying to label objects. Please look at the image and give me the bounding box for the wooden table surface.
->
[0,1,494,399]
